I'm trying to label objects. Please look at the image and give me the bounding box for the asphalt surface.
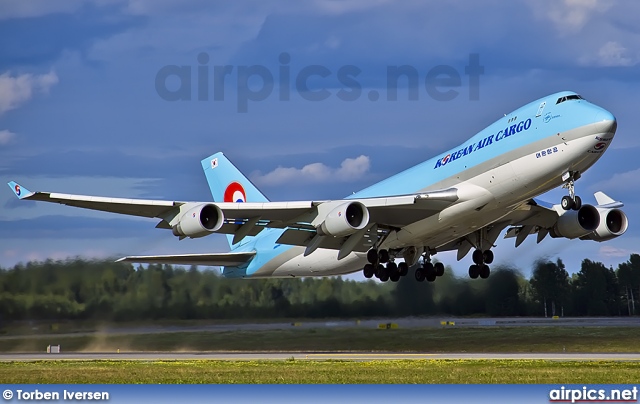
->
[2,317,639,362]
[2,352,640,362]
[2,317,639,341]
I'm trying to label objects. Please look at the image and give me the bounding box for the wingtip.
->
[594,191,616,206]
[7,181,33,199]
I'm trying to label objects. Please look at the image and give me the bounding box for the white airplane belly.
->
[271,248,366,277]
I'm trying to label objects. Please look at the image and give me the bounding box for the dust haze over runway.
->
[2,352,640,362]
[1,317,639,362]
[0,317,638,341]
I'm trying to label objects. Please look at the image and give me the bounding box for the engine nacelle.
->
[550,204,600,239]
[580,208,629,242]
[317,201,369,237]
[172,203,224,238]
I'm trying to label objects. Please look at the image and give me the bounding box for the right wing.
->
[7,181,459,257]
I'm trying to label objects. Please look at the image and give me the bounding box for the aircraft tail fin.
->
[201,152,269,249]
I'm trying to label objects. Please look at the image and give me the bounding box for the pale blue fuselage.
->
[222,91,616,278]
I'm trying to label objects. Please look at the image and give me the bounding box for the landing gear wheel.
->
[367,249,378,264]
[573,195,582,210]
[363,264,374,278]
[472,249,484,265]
[479,264,491,279]
[482,250,494,265]
[415,268,425,282]
[375,264,386,279]
[379,272,389,282]
[390,272,400,282]
[423,262,435,277]
[561,195,575,211]
[378,249,390,264]
[434,262,445,277]
[386,262,398,275]
[469,264,479,279]
[426,272,437,282]
[398,262,409,277]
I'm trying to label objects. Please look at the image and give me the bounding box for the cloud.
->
[0,216,155,239]
[599,245,632,258]
[590,168,640,193]
[312,0,392,15]
[0,0,85,20]
[0,71,58,115]
[0,129,15,145]
[544,0,613,34]
[595,41,637,67]
[251,155,370,186]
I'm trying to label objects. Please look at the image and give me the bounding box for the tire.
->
[390,272,400,282]
[480,264,491,279]
[415,268,425,282]
[426,273,437,282]
[375,264,386,278]
[472,249,483,265]
[434,262,445,276]
[387,262,398,273]
[482,250,494,265]
[363,264,374,278]
[398,262,409,277]
[469,264,479,279]
[379,272,389,282]
[573,195,582,210]
[424,262,435,277]
[561,195,574,211]
[378,249,390,263]
[367,249,378,264]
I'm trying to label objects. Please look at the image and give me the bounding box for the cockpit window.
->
[556,94,583,104]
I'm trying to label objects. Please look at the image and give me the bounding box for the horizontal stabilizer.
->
[116,252,256,267]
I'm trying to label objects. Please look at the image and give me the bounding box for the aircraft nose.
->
[593,109,617,135]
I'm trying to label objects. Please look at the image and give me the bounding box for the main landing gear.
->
[561,172,582,211]
[362,248,409,283]
[468,249,492,279]
[414,254,445,283]
[361,247,446,283]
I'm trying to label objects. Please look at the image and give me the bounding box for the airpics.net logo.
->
[549,386,638,403]
[154,53,484,112]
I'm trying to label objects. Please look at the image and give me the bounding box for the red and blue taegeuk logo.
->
[14,184,21,196]
[224,182,246,203]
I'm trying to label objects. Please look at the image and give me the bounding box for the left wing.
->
[116,252,256,266]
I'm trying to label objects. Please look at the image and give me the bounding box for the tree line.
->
[0,254,639,322]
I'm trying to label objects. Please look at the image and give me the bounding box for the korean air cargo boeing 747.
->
[9,91,626,282]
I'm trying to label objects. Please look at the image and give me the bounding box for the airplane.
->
[8,91,627,283]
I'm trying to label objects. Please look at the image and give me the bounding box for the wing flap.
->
[276,228,374,252]
[116,252,256,267]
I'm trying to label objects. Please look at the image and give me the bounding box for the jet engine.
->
[550,204,600,239]
[580,207,629,242]
[172,203,224,238]
[316,201,369,237]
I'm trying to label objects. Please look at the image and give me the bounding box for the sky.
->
[1,0,640,278]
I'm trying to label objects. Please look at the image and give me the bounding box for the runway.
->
[2,316,638,341]
[2,352,640,362]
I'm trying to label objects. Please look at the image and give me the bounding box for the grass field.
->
[1,327,639,353]
[1,359,639,383]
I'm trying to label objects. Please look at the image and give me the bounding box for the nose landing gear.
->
[561,172,582,211]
